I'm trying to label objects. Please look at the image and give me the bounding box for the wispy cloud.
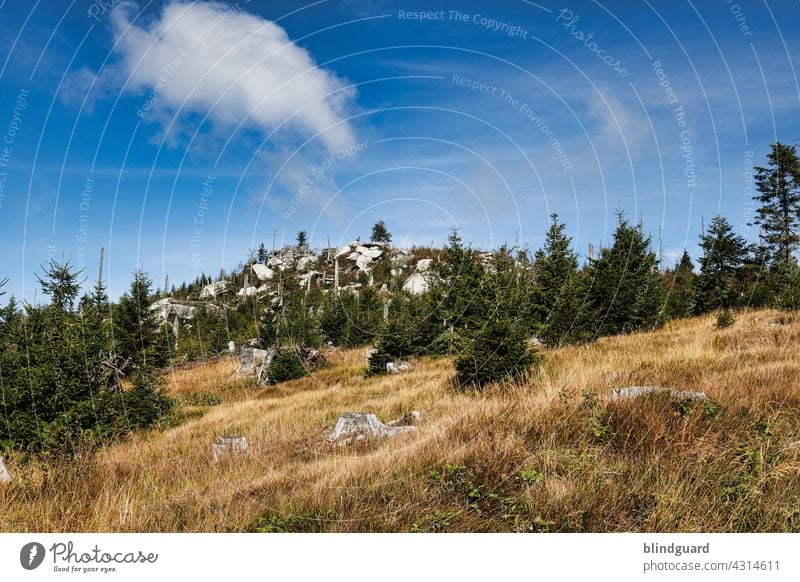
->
[64,0,357,153]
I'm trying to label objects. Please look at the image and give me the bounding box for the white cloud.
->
[587,89,650,154]
[76,1,356,152]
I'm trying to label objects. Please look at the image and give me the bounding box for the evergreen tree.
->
[752,142,800,268]
[370,220,392,243]
[113,270,167,370]
[694,214,751,312]
[452,246,537,388]
[296,230,308,250]
[369,290,445,373]
[532,214,595,345]
[259,266,321,349]
[320,290,348,346]
[587,212,666,336]
[663,250,696,319]
[36,260,83,311]
[268,349,309,383]
[454,313,536,389]
[0,265,169,453]
[432,229,489,349]
[257,243,268,264]
[343,286,383,346]
[776,263,800,310]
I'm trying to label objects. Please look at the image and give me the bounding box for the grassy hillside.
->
[3,309,800,532]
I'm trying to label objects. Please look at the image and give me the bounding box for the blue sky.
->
[0,0,798,300]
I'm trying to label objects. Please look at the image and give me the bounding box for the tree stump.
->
[212,436,249,462]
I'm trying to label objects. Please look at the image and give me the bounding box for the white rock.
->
[0,457,11,483]
[237,286,258,297]
[346,252,361,261]
[149,298,172,323]
[386,361,411,374]
[402,272,430,295]
[228,341,236,353]
[149,298,197,324]
[357,246,383,259]
[200,281,227,299]
[335,245,353,258]
[251,263,274,281]
[327,413,415,445]
[151,297,172,310]
[416,258,433,272]
[299,271,322,286]
[355,255,373,272]
[296,256,314,272]
[212,436,248,462]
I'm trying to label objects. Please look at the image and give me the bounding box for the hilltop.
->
[2,309,800,532]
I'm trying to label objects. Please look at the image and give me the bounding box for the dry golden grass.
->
[3,309,800,532]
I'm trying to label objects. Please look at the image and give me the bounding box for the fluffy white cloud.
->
[86,1,356,152]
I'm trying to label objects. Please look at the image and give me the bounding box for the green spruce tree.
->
[432,229,489,350]
[370,220,392,244]
[752,142,800,268]
[587,212,666,336]
[694,214,751,312]
[113,270,169,370]
[663,250,696,319]
[453,246,537,388]
[532,214,595,345]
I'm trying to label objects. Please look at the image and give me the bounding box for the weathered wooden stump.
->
[327,413,415,445]
[212,436,249,462]
[611,386,708,401]
[235,347,272,377]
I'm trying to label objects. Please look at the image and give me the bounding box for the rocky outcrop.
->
[237,286,259,298]
[356,245,383,259]
[150,298,197,324]
[334,241,391,275]
[416,258,433,272]
[402,272,431,295]
[199,280,228,299]
[251,263,275,281]
[150,298,199,338]
[296,256,314,272]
